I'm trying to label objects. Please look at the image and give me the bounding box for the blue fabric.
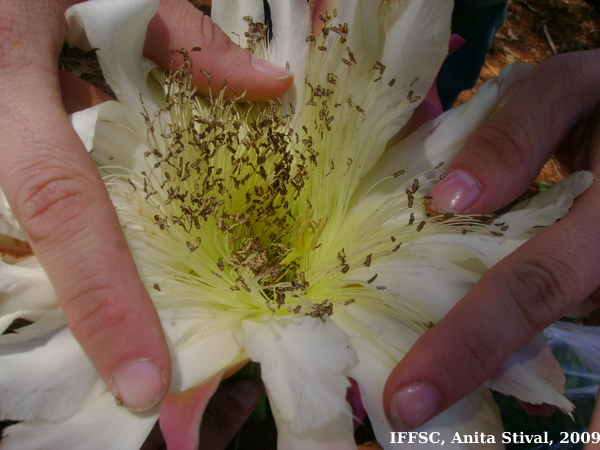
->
[437,0,508,110]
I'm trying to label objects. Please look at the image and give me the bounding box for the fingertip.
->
[251,56,294,82]
[383,315,494,431]
[427,168,482,214]
[110,359,169,411]
[389,381,441,430]
[187,49,294,102]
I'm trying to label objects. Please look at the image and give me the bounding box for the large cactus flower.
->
[0,0,592,448]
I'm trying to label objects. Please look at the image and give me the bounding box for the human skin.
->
[384,49,600,436]
[0,0,292,412]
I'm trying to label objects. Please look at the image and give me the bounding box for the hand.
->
[383,49,600,430]
[0,0,292,411]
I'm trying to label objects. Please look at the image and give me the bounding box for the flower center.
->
[110,22,496,329]
[131,59,338,317]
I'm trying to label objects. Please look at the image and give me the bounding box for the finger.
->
[427,49,600,215]
[199,379,261,450]
[145,0,294,102]
[384,176,600,429]
[0,1,171,410]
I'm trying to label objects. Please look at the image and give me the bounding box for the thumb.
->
[427,50,600,215]
[145,0,294,102]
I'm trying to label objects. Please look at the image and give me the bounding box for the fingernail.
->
[227,380,260,411]
[252,57,294,80]
[390,382,439,430]
[429,169,481,213]
[111,359,166,411]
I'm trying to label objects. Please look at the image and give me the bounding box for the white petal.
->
[499,171,595,236]
[332,305,418,443]
[242,314,356,433]
[0,327,104,422]
[267,0,311,106]
[71,101,153,171]
[351,257,477,324]
[334,304,419,377]
[345,230,531,324]
[395,232,526,269]
[0,392,156,450]
[0,190,25,241]
[163,314,244,391]
[0,311,25,335]
[0,251,50,330]
[273,407,356,450]
[356,62,533,202]
[0,310,66,344]
[65,0,161,115]
[304,0,452,177]
[0,258,58,315]
[485,336,574,414]
[364,0,453,150]
[69,104,101,153]
[211,0,265,48]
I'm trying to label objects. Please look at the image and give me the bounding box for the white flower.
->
[0,0,594,449]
